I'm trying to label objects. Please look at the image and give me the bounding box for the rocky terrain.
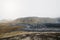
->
[0,17,60,40]
[0,17,59,33]
[0,32,60,40]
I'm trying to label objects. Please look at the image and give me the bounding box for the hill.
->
[12,17,57,24]
[0,17,59,34]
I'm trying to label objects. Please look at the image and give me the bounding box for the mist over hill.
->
[0,17,60,24]
[12,17,59,24]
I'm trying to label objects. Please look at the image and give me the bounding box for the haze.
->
[0,0,60,20]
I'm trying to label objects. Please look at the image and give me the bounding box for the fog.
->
[0,0,60,20]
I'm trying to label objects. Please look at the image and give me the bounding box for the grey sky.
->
[0,0,60,19]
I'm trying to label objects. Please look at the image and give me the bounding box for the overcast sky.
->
[0,0,60,20]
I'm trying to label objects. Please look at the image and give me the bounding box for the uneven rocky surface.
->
[0,32,60,40]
